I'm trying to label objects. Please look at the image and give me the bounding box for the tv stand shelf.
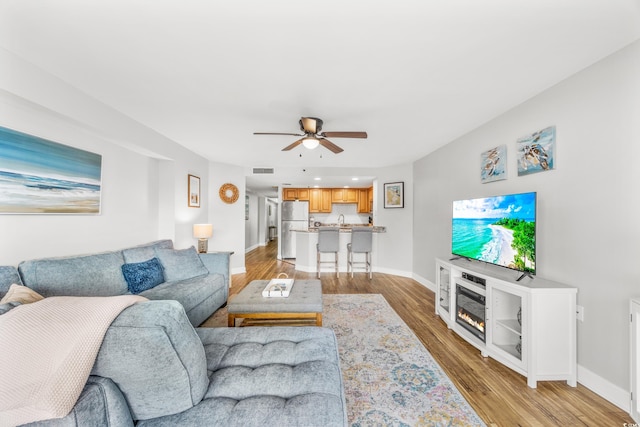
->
[436,257,577,388]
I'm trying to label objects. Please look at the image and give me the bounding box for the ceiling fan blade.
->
[254,132,304,136]
[319,138,344,154]
[282,138,304,151]
[320,131,368,139]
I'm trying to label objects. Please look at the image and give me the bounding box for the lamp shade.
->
[193,224,213,239]
[302,137,320,149]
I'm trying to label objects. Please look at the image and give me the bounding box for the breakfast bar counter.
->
[294,226,385,274]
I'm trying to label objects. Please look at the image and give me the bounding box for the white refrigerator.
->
[281,201,309,259]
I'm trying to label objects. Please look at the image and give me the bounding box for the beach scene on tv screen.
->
[452,193,536,273]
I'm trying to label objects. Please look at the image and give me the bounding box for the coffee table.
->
[227,279,323,327]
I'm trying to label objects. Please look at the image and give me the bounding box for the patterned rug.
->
[203,294,485,426]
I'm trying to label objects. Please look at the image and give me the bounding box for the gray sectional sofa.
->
[1,298,346,426]
[13,240,230,326]
[0,243,347,426]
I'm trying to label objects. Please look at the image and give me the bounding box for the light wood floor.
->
[229,240,631,426]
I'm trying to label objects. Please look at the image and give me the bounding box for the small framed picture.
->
[188,174,200,207]
[481,144,507,183]
[384,182,404,208]
[517,125,556,176]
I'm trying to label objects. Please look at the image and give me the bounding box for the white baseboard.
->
[412,273,436,293]
[245,244,259,253]
[577,364,630,412]
[374,266,413,278]
[292,264,413,278]
[230,266,246,275]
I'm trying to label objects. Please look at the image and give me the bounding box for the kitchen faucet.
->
[338,214,345,226]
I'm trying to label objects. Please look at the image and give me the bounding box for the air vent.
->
[252,167,274,174]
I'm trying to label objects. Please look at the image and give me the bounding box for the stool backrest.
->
[318,227,340,252]
[350,227,373,252]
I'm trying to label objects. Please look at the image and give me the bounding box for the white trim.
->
[577,364,629,412]
[231,266,246,275]
[412,273,436,292]
[294,265,414,278]
[374,266,413,278]
[245,243,260,253]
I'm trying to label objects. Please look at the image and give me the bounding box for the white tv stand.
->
[436,257,577,388]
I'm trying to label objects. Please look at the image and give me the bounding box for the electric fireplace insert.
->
[456,281,486,342]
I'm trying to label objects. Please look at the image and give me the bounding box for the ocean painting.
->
[452,192,536,273]
[0,126,102,214]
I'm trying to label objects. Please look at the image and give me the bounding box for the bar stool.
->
[317,226,340,278]
[347,227,373,279]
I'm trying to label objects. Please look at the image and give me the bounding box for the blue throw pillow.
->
[121,257,165,294]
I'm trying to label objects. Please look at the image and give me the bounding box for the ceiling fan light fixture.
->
[302,137,320,149]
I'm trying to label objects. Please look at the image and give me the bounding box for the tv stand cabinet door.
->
[527,290,577,388]
[435,260,455,327]
[486,282,527,375]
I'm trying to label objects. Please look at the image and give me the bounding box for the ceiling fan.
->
[254,117,367,154]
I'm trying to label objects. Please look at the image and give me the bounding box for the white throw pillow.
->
[0,284,44,305]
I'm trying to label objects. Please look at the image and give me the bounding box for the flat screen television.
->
[452,192,536,275]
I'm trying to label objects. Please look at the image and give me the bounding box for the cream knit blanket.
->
[0,295,146,426]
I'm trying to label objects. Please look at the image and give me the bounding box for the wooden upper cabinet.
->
[289,186,369,211]
[309,189,332,213]
[297,188,310,201]
[283,188,297,201]
[331,188,358,203]
[282,188,310,201]
[309,189,320,211]
[357,188,371,213]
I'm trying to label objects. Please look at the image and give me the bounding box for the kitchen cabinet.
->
[331,188,358,203]
[357,189,371,213]
[282,188,310,201]
[309,189,332,213]
[288,186,370,211]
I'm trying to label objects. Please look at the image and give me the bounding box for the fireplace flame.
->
[457,309,485,333]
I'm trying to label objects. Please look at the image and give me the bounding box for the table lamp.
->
[193,224,213,253]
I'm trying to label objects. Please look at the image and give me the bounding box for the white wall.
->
[311,203,369,225]
[374,163,414,277]
[0,48,210,264]
[244,192,260,251]
[413,40,640,408]
[207,161,246,275]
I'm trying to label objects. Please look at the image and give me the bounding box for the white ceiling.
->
[1,0,639,196]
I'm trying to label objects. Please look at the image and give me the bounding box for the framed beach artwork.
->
[384,182,404,208]
[517,126,556,176]
[188,174,200,207]
[0,126,102,214]
[481,144,507,183]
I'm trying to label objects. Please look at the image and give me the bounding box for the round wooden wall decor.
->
[219,183,239,204]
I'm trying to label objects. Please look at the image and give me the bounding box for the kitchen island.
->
[294,226,386,274]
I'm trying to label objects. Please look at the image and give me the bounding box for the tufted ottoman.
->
[227,279,323,327]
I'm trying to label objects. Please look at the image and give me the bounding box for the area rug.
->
[203,294,485,426]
